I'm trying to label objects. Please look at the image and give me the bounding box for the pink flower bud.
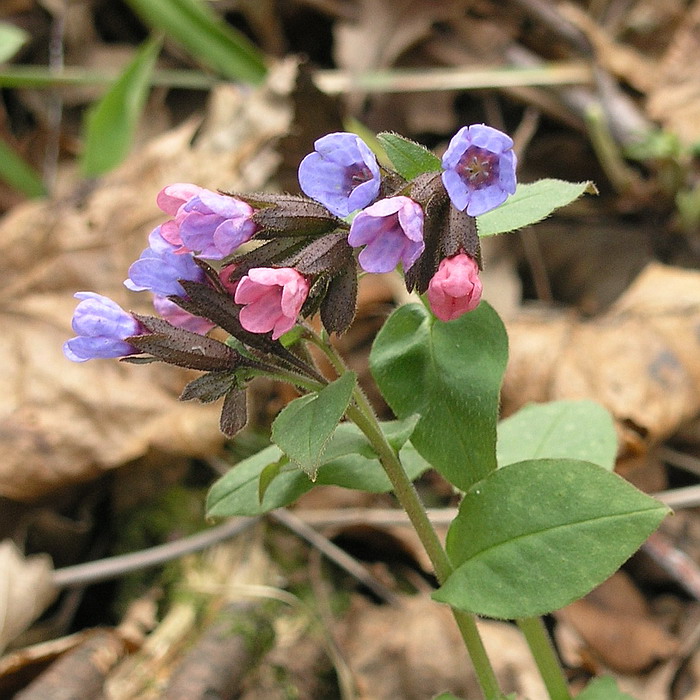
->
[234,268,309,340]
[427,254,483,322]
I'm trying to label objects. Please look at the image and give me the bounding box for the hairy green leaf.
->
[376,132,442,180]
[370,302,508,490]
[477,179,596,237]
[272,372,356,479]
[434,459,669,618]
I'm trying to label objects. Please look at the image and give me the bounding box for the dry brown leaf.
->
[339,594,547,699]
[0,60,299,501]
[559,3,657,93]
[646,0,700,144]
[0,541,56,655]
[556,594,678,673]
[333,0,463,73]
[503,263,700,456]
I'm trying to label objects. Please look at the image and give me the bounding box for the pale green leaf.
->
[576,676,638,699]
[497,400,618,470]
[206,423,430,518]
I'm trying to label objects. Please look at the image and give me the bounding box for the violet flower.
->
[298,132,381,218]
[347,196,425,274]
[441,124,517,216]
[157,184,257,259]
[64,292,142,362]
[125,226,206,298]
[427,253,483,322]
[234,267,309,340]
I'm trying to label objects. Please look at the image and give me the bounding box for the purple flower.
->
[125,226,207,297]
[348,196,425,274]
[172,188,257,260]
[152,295,215,335]
[441,124,517,216]
[64,292,142,362]
[298,132,381,218]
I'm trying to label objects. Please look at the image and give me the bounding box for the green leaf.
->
[271,371,357,479]
[376,132,442,180]
[433,459,670,619]
[258,455,286,503]
[370,302,508,491]
[0,22,29,63]
[206,421,430,518]
[576,676,638,699]
[476,179,597,237]
[497,400,617,470]
[0,139,45,198]
[81,36,161,176]
[124,0,267,84]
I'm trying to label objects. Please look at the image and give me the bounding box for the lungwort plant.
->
[65,125,669,700]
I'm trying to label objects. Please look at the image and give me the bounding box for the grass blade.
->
[81,36,161,177]
[124,0,267,84]
[0,140,46,198]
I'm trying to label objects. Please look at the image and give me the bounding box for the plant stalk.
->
[517,617,572,700]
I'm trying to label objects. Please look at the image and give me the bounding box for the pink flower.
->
[427,254,483,322]
[152,295,215,335]
[234,268,309,340]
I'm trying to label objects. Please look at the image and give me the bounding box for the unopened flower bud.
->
[64,292,142,362]
[427,253,483,321]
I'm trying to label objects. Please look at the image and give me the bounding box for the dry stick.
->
[270,508,400,605]
[50,480,691,592]
[162,601,273,700]
[13,629,127,700]
[52,517,260,588]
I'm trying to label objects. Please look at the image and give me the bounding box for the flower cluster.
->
[65,125,516,434]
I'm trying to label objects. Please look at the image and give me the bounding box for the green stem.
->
[309,330,503,700]
[517,618,571,700]
[345,401,502,700]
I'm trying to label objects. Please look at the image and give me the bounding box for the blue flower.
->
[64,293,141,362]
[125,226,206,297]
[298,132,381,217]
[441,124,517,216]
[348,196,425,273]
